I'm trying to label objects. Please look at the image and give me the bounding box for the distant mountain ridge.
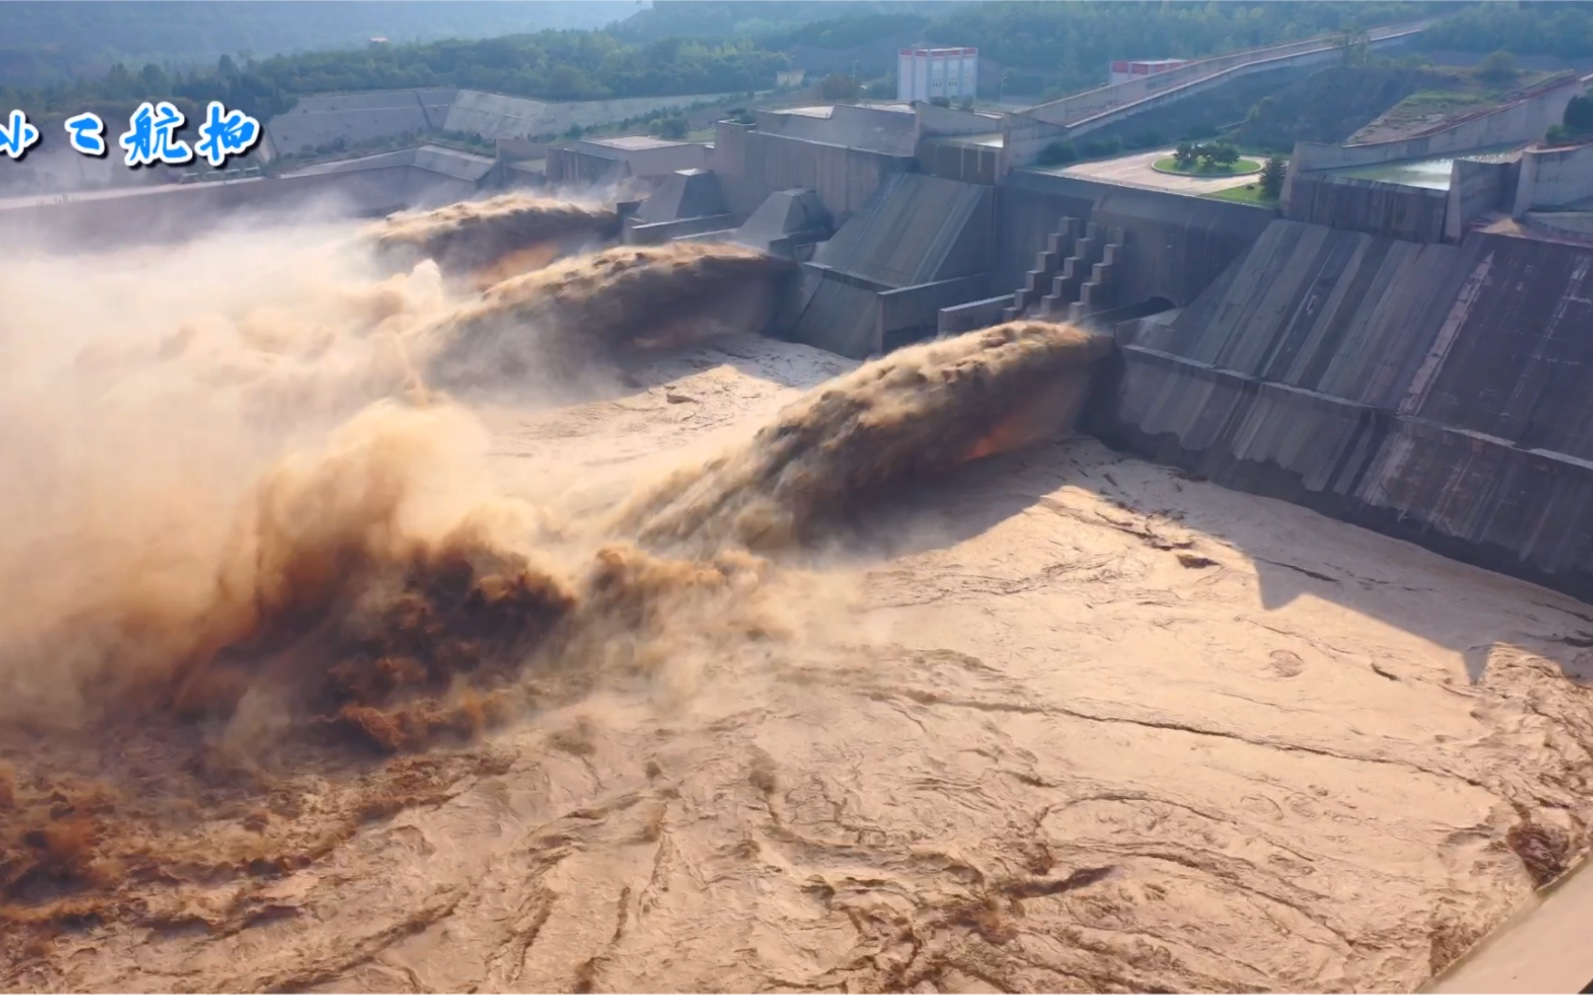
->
[0,1,636,84]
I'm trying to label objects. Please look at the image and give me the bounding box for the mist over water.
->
[0,195,1110,978]
[0,210,797,734]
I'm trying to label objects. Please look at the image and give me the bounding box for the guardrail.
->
[1023,20,1433,129]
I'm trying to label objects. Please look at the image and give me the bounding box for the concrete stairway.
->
[1002,217,1080,321]
[1040,222,1101,317]
[1037,225,1123,320]
[1067,228,1126,323]
[974,218,1125,329]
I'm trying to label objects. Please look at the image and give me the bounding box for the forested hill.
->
[0,32,789,130]
[922,1,1434,93]
[1421,1,1593,58]
[610,2,959,42]
[252,34,787,103]
[0,1,633,85]
[623,2,1458,100]
[11,0,1591,139]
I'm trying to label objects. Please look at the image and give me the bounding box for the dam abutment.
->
[1088,207,1593,602]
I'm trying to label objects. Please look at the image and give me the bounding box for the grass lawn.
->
[1153,155,1263,176]
[1205,183,1279,207]
[1350,68,1556,142]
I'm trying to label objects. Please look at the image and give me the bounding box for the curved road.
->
[1051,148,1265,194]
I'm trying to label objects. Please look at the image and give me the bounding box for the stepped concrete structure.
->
[676,70,1593,604]
[777,171,992,356]
[674,188,833,258]
[623,169,735,245]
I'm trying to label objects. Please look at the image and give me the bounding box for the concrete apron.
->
[1424,856,1593,994]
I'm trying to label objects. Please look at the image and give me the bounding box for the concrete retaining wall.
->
[1096,218,1593,599]
[938,294,1014,336]
[1525,210,1593,240]
[268,89,452,155]
[616,143,707,177]
[496,138,552,161]
[1003,22,1427,171]
[0,142,173,197]
[1514,140,1593,213]
[625,214,735,245]
[914,104,1003,139]
[0,166,471,250]
[919,139,1001,185]
[1001,116,1071,178]
[813,173,991,287]
[1446,157,1516,240]
[268,88,738,155]
[1095,349,1593,600]
[1288,74,1587,176]
[711,121,912,222]
[1024,23,1427,130]
[546,148,626,187]
[994,173,1271,308]
[445,91,729,141]
[1284,173,1447,242]
[779,269,882,358]
[879,275,990,337]
[781,172,994,358]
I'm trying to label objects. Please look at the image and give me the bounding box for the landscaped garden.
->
[1203,156,1288,207]
[1153,141,1263,176]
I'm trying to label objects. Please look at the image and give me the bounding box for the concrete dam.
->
[23,96,1586,604]
[12,52,1593,991]
[1102,216,1593,603]
[636,96,1593,606]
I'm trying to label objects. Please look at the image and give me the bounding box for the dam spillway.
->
[8,76,1593,991]
[1098,216,1593,601]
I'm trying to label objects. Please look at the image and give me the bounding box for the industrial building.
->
[897,47,979,104]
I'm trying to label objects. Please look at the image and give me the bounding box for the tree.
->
[658,115,689,139]
[1037,140,1077,166]
[1339,24,1370,68]
[818,72,861,101]
[1261,156,1286,198]
[1080,136,1121,158]
[1211,143,1240,167]
[1173,141,1198,167]
[1129,129,1163,150]
[140,63,169,95]
[1477,49,1518,84]
[1422,3,1593,59]
[1244,95,1274,127]
[1564,94,1593,132]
